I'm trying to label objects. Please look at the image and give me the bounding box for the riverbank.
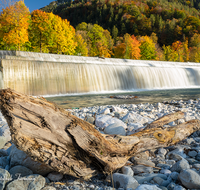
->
[0,98,200,189]
[46,88,200,109]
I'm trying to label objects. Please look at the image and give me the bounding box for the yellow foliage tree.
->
[139,35,157,60]
[0,1,30,50]
[77,23,113,58]
[163,45,178,61]
[61,19,77,55]
[49,13,77,55]
[30,10,76,54]
[189,47,200,62]
[75,34,88,56]
[29,10,53,53]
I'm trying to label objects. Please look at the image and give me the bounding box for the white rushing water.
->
[1,51,200,95]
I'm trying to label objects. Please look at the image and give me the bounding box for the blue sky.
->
[24,0,53,12]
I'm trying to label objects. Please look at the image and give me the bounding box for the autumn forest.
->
[0,0,200,62]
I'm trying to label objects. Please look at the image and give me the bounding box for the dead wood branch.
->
[0,89,199,179]
[145,111,185,129]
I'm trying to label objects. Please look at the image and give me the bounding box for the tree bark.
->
[0,89,199,179]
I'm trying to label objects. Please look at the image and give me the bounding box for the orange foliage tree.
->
[124,34,141,59]
[0,1,30,50]
[114,34,141,59]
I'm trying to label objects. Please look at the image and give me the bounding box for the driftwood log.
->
[0,89,200,179]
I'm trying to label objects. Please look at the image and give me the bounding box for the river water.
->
[46,88,200,109]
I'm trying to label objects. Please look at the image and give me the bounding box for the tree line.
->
[0,0,200,62]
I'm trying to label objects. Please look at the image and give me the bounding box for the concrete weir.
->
[1,50,200,96]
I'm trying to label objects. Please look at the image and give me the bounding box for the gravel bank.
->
[0,98,200,189]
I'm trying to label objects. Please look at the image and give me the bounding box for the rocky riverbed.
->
[1,99,200,189]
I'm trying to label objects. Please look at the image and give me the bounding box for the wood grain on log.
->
[145,111,185,129]
[0,89,199,179]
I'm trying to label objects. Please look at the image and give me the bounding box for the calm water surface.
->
[45,88,200,109]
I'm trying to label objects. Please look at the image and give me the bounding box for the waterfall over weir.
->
[1,50,200,96]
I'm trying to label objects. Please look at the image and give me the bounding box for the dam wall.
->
[1,50,200,96]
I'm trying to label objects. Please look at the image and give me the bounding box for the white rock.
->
[95,115,127,130]
[99,108,110,114]
[135,184,162,190]
[0,123,11,141]
[158,148,167,155]
[80,108,89,112]
[187,99,193,104]
[130,104,137,109]
[127,123,144,132]
[155,103,163,108]
[173,185,186,190]
[122,112,148,124]
[185,116,195,121]
[111,106,127,114]
[160,169,171,175]
[177,119,185,124]
[157,113,165,118]
[168,121,176,126]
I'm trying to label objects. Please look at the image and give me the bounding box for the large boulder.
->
[0,168,11,190]
[9,165,33,180]
[113,173,139,189]
[170,159,190,173]
[9,145,53,176]
[178,169,200,189]
[5,174,45,190]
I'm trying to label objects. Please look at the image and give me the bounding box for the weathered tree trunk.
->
[0,89,199,179]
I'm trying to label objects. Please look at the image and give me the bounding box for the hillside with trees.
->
[0,0,200,62]
[40,0,200,62]
[41,0,200,45]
